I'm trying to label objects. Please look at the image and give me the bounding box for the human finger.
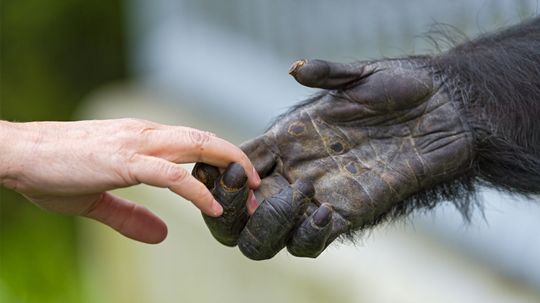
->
[238,180,314,260]
[83,192,168,244]
[129,155,223,217]
[246,190,259,215]
[145,127,260,188]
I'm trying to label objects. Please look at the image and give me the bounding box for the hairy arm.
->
[434,17,540,195]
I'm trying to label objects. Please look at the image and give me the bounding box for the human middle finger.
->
[143,127,260,188]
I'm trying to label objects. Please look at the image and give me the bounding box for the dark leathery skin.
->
[238,179,314,260]
[193,163,249,247]
[193,57,474,259]
[247,58,473,227]
[286,203,333,257]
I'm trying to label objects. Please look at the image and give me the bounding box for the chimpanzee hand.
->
[193,57,474,259]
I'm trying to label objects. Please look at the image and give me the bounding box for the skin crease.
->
[0,119,260,244]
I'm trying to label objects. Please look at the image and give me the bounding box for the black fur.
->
[434,16,540,196]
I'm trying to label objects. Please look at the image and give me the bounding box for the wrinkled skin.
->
[193,57,474,260]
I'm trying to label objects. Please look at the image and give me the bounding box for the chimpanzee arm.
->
[434,17,540,195]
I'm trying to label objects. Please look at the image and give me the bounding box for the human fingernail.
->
[247,191,259,213]
[252,167,261,185]
[211,200,223,217]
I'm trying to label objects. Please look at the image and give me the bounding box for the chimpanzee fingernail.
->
[312,205,332,227]
[289,59,307,76]
[192,163,220,189]
[222,163,247,189]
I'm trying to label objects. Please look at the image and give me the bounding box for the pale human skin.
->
[0,119,260,244]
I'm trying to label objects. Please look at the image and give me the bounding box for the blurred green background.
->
[1,1,126,302]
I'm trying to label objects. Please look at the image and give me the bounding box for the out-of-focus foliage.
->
[0,1,126,302]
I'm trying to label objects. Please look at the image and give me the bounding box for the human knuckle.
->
[113,140,134,161]
[111,121,139,142]
[165,165,188,183]
[121,118,149,127]
[239,152,250,165]
[187,129,212,149]
[119,152,141,184]
[126,152,140,165]
[114,118,152,135]
[114,119,157,150]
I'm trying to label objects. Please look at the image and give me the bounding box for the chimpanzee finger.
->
[238,180,315,260]
[240,135,278,178]
[198,163,250,246]
[288,59,367,89]
[286,203,334,258]
[326,210,353,246]
[192,163,220,189]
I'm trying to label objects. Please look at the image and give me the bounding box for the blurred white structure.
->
[77,1,540,301]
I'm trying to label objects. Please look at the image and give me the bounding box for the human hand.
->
[0,119,260,243]
[194,57,473,259]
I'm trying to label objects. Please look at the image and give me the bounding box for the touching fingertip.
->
[246,190,259,215]
[210,199,224,217]
[251,167,261,188]
[145,223,168,244]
